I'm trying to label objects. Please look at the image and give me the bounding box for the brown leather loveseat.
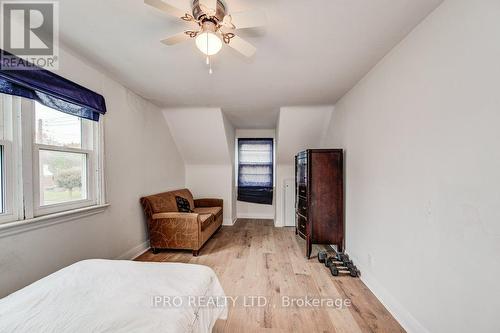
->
[140,189,223,256]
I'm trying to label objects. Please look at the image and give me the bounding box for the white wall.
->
[163,108,230,165]
[276,106,333,164]
[274,106,334,226]
[0,45,186,297]
[235,129,276,220]
[222,114,237,223]
[185,165,234,225]
[163,108,235,224]
[275,164,295,227]
[322,0,500,332]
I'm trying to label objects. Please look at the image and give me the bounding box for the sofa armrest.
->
[149,212,201,250]
[194,198,223,208]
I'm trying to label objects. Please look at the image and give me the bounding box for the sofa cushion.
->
[193,207,222,219]
[175,196,193,213]
[199,214,214,231]
[141,189,195,215]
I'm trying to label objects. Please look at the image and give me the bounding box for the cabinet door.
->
[296,156,308,197]
[310,151,344,247]
[296,214,307,237]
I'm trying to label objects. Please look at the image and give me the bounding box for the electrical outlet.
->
[426,200,433,218]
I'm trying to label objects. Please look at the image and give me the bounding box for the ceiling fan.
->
[145,0,266,73]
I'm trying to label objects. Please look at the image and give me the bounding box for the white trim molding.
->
[0,204,109,238]
[236,213,275,220]
[223,217,235,226]
[116,241,150,260]
[346,251,430,333]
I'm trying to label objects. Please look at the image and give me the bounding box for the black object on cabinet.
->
[295,149,344,258]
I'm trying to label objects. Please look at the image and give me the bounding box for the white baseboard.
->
[115,218,235,259]
[116,241,150,260]
[274,219,296,228]
[223,218,235,226]
[236,213,275,220]
[346,252,430,333]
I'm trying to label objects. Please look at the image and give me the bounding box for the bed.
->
[0,259,227,332]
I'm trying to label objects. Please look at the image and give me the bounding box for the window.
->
[0,94,18,224]
[33,103,98,215]
[237,138,274,205]
[0,145,4,213]
[0,93,104,225]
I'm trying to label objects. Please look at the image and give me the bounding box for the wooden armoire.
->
[295,149,344,258]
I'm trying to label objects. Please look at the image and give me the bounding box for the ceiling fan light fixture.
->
[196,31,222,56]
[195,21,222,56]
[145,0,264,62]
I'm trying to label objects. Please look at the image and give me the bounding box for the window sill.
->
[0,204,110,239]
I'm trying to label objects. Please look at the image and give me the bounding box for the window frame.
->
[237,138,275,188]
[0,140,15,223]
[0,94,105,225]
[32,145,97,216]
[0,95,23,224]
[27,100,100,217]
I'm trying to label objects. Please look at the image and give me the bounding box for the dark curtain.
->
[237,138,274,205]
[0,50,106,121]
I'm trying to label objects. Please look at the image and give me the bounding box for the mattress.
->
[0,259,227,332]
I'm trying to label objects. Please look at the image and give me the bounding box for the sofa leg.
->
[151,248,159,254]
[192,250,199,257]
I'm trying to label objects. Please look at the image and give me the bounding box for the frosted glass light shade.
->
[196,31,223,56]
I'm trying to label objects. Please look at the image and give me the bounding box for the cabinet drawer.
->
[297,214,307,235]
[297,197,308,217]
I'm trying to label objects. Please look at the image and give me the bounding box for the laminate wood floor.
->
[135,219,405,333]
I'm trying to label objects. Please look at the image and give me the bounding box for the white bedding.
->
[0,259,227,332]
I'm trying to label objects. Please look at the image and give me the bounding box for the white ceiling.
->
[58,0,443,128]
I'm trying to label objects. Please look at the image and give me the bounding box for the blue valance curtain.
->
[0,50,106,121]
[237,138,274,205]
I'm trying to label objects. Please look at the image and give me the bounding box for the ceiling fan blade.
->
[161,32,192,46]
[144,0,188,19]
[223,9,267,30]
[227,35,256,58]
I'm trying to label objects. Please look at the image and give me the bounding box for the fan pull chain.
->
[206,56,213,74]
[206,33,213,74]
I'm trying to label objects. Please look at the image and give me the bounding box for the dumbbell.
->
[338,253,350,262]
[317,251,328,263]
[325,255,352,268]
[319,251,352,266]
[330,264,359,277]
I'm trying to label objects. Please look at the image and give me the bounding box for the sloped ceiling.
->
[163,108,232,164]
[277,106,333,164]
[55,0,443,128]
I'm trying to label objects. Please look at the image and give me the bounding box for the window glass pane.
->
[39,150,87,206]
[0,94,14,141]
[0,146,3,213]
[239,143,273,164]
[239,165,273,187]
[238,139,274,187]
[35,103,82,148]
